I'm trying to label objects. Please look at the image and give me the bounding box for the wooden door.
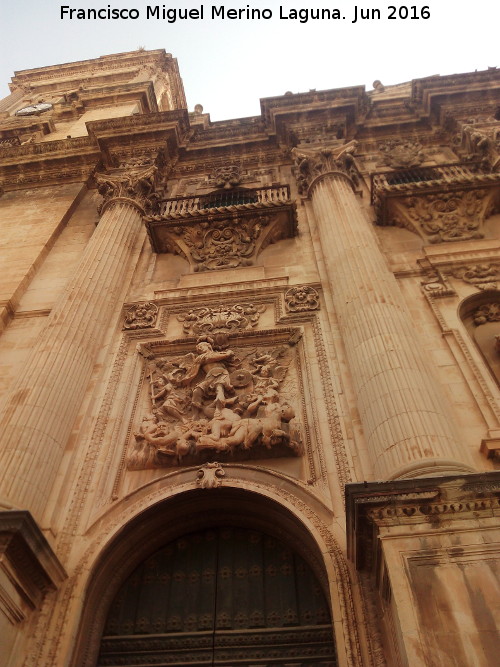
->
[98,527,337,666]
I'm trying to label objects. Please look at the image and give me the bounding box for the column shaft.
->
[310,173,472,479]
[0,200,142,520]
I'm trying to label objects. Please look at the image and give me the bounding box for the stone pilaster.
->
[0,165,157,523]
[294,144,474,479]
[346,474,500,667]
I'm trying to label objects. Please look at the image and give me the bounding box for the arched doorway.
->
[73,488,343,666]
[97,525,337,665]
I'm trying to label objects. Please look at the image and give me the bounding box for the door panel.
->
[98,528,337,666]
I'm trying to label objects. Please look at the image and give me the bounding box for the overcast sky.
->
[0,1,498,121]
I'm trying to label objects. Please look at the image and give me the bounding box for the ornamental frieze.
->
[128,331,304,469]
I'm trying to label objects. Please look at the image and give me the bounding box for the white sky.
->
[0,1,498,121]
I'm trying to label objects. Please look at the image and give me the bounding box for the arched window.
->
[460,290,500,385]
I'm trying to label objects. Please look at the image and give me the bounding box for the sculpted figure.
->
[151,376,186,422]
[140,420,191,462]
[196,406,241,452]
[223,388,295,450]
[179,341,235,414]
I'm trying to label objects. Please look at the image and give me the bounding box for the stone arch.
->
[459,289,500,386]
[69,482,362,667]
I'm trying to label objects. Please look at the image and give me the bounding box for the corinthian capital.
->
[95,163,159,215]
[292,140,359,195]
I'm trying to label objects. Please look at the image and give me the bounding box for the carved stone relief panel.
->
[145,209,296,271]
[390,189,497,244]
[377,139,424,169]
[123,302,159,330]
[285,286,320,312]
[128,329,304,469]
[178,303,266,336]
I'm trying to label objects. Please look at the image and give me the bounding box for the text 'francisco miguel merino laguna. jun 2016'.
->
[60,4,432,24]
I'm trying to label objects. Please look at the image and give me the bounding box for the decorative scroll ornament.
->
[211,164,241,189]
[196,462,225,488]
[128,335,303,469]
[123,302,159,330]
[420,270,455,298]
[377,139,424,169]
[162,213,288,272]
[292,140,359,195]
[285,286,320,312]
[452,264,500,291]
[95,163,158,214]
[472,303,500,326]
[392,189,492,244]
[178,303,266,335]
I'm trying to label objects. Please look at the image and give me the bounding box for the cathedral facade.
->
[0,49,499,666]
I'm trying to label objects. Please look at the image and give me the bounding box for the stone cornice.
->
[411,69,500,107]
[346,473,500,571]
[0,511,66,613]
[0,136,99,190]
[9,49,175,92]
[0,111,188,192]
[260,85,367,125]
[87,110,189,168]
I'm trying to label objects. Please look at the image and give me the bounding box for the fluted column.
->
[294,144,474,479]
[0,165,157,522]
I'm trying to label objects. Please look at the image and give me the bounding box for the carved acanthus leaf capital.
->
[95,163,159,215]
[292,140,360,195]
[459,123,500,171]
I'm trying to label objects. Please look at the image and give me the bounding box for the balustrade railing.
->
[370,161,494,205]
[157,185,291,217]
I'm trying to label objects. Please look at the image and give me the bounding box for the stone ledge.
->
[345,472,500,572]
[0,511,66,624]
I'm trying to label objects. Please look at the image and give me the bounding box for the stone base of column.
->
[386,457,477,481]
[0,511,66,664]
[346,473,500,667]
